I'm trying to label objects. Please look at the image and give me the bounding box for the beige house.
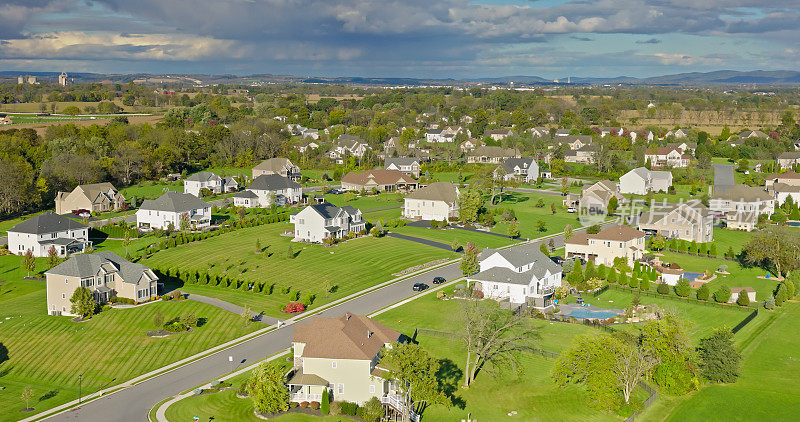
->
[289,313,416,419]
[764,171,800,190]
[637,201,713,243]
[402,182,460,221]
[565,224,646,266]
[644,147,691,168]
[45,251,158,316]
[565,180,624,214]
[341,169,418,192]
[729,287,757,304]
[710,184,774,231]
[777,152,800,170]
[55,182,125,214]
[564,144,596,164]
[253,157,302,180]
[619,167,673,195]
[467,146,520,164]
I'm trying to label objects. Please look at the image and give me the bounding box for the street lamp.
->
[78,374,83,404]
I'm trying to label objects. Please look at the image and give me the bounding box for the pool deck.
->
[556,303,624,319]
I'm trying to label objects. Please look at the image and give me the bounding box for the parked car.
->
[412,283,428,291]
[432,276,446,284]
[550,256,565,265]
[567,207,577,213]
[72,209,91,218]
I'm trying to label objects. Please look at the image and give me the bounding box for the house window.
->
[369,385,375,393]
[338,384,344,394]
[331,361,337,369]
[62,293,66,299]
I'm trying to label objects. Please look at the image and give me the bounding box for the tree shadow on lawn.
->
[498,193,530,204]
[437,358,466,409]
[38,389,59,402]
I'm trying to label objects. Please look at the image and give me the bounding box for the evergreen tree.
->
[675,279,691,297]
[698,329,741,383]
[460,242,480,276]
[714,285,732,303]
[736,291,750,307]
[657,282,670,295]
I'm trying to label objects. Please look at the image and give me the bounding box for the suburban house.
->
[664,128,689,139]
[402,182,460,221]
[619,167,673,195]
[493,157,539,183]
[665,142,697,154]
[184,172,238,197]
[565,180,624,214]
[777,152,800,170]
[739,130,768,139]
[530,126,549,138]
[234,174,303,208]
[329,135,371,163]
[459,139,484,153]
[728,287,757,304]
[764,171,800,190]
[383,157,421,178]
[136,191,212,231]
[253,157,302,180]
[468,245,562,309]
[632,130,655,142]
[467,146,521,164]
[8,212,91,257]
[55,182,126,215]
[425,126,468,143]
[289,313,416,420]
[636,201,714,243]
[485,128,513,140]
[710,184,774,231]
[771,183,800,205]
[294,140,320,153]
[45,251,158,316]
[290,203,366,243]
[564,144,597,164]
[554,129,571,137]
[565,224,646,266]
[341,169,418,192]
[644,147,691,168]
[554,135,592,150]
[599,127,624,137]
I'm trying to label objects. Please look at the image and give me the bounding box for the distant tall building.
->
[17,75,25,84]
[59,72,68,86]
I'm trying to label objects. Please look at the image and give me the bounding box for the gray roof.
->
[308,202,361,219]
[713,184,772,202]
[234,190,258,198]
[139,191,209,213]
[479,244,561,278]
[248,174,301,191]
[10,212,87,235]
[713,164,735,189]
[500,157,536,173]
[384,157,419,167]
[185,171,221,182]
[46,251,157,285]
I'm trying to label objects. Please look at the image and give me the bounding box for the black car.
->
[432,276,446,285]
[412,282,429,291]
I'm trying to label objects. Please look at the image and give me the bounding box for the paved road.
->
[186,293,282,325]
[44,226,586,422]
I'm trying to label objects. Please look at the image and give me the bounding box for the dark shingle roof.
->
[46,251,157,285]
[139,191,209,213]
[10,212,87,235]
[248,174,301,191]
[185,171,221,182]
[477,244,561,280]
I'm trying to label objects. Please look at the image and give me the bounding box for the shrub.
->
[181,313,198,327]
[714,285,732,303]
[763,296,775,310]
[321,389,330,414]
[170,290,182,300]
[300,401,309,408]
[639,278,651,292]
[309,401,320,410]
[164,321,187,332]
[472,289,484,299]
[339,401,358,416]
[656,282,669,295]
[329,401,342,415]
[628,276,638,289]
[774,283,789,306]
[675,279,691,297]
[283,302,305,313]
[736,291,750,307]
[697,284,710,301]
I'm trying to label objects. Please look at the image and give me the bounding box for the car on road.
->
[412,282,428,291]
[432,276,446,284]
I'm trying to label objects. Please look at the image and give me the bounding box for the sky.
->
[0,0,799,79]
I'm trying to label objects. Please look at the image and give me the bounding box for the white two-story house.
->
[468,245,563,309]
[493,157,539,183]
[384,157,421,178]
[136,191,211,231]
[402,182,460,221]
[565,224,646,266]
[289,313,416,420]
[8,212,91,257]
[233,174,303,208]
[290,203,366,243]
[184,171,238,197]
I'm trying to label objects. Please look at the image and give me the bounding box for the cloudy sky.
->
[1,0,798,78]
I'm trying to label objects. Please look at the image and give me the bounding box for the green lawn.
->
[0,277,259,421]
[322,192,404,222]
[141,223,450,317]
[640,302,800,422]
[120,181,183,201]
[490,192,588,238]
[431,172,473,183]
[0,211,48,237]
[203,167,252,177]
[389,225,515,250]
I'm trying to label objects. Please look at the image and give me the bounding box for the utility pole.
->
[78,374,83,404]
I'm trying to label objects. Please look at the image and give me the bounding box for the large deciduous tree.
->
[460,242,479,277]
[698,328,741,383]
[743,226,800,279]
[248,362,289,415]
[379,342,449,420]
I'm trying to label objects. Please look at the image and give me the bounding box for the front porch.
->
[286,368,328,404]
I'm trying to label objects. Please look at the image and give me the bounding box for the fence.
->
[625,381,658,422]
[731,308,759,334]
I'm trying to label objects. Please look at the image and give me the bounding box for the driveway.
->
[186,293,282,325]
[43,262,465,422]
[386,232,460,252]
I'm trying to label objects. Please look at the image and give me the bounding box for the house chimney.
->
[345,313,351,320]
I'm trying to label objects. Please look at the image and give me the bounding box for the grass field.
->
[489,192,587,238]
[0,277,259,420]
[120,181,183,201]
[141,223,450,317]
[389,225,515,249]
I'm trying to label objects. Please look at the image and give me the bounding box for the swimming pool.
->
[682,272,703,281]
[567,308,620,320]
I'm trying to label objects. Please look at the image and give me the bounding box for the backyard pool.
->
[566,307,621,320]
[682,272,704,281]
